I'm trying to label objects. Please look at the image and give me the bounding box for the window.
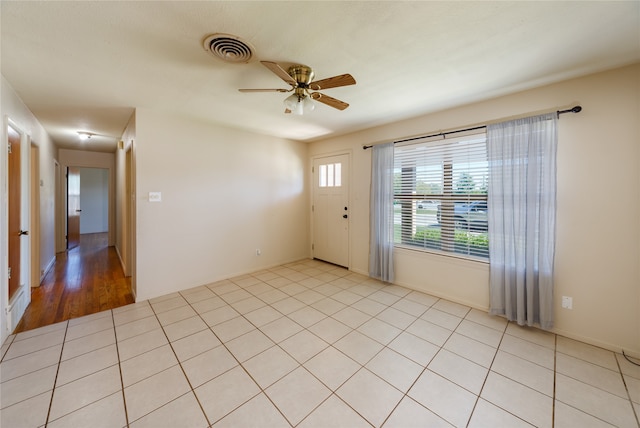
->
[393,133,489,259]
[319,163,342,187]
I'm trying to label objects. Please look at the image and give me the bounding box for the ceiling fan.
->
[239,61,356,115]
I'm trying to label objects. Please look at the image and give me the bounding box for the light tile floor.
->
[1,259,639,427]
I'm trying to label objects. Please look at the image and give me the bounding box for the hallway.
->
[13,233,134,334]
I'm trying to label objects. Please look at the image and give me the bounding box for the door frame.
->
[125,140,137,299]
[30,143,41,286]
[4,118,32,332]
[55,160,65,253]
[310,150,352,269]
[56,151,117,249]
[66,166,81,250]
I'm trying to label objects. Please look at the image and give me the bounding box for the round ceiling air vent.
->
[203,33,254,63]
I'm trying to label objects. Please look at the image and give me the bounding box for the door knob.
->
[19,230,29,236]
[343,214,348,219]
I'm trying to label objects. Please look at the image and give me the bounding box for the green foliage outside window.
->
[412,227,488,258]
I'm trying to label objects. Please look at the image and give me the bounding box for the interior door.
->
[67,166,81,250]
[312,154,350,268]
[8,125,22,299]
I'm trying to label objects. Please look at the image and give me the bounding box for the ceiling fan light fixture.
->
[302,96,315,113]
[283,93,315,115]
[240,61,355,113]
[283,93,299,111]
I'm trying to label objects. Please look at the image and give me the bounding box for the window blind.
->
[393,133,489,259]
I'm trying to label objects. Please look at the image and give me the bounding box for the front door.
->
[8,126,22,299]
[67,167,81,250]
[312,154,349,268]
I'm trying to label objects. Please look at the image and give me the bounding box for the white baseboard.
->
[40,257,56,285]
[114,245,130,277]
[7,286,28,333]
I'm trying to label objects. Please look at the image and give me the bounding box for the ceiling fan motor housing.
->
[288,65,314,86]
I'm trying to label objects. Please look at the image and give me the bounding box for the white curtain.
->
[369,142,395,282]
[487,113,557,330]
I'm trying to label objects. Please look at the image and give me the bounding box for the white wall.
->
[58,149,116,246]
[1,76,57,345]
[134,109,309,301]
[79,168,109,234]
[309,63,640,355]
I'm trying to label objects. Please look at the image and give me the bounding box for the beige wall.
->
[1,76,58,344]
[309,63,640,355]
[133,109,310,301]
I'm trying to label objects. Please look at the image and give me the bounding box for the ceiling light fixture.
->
[283,88,315,115]
[77,132,92,140]
[239,62,355,114]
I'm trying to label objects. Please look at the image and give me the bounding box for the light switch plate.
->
[149,192,162,202]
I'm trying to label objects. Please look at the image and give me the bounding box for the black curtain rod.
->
[362,105,582,150]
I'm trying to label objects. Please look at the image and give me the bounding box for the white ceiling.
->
[2,1,639,152]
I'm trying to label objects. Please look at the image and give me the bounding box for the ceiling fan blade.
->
[309,74,356,91]
[238,88,290,93]
[310,92,349,110]
[261,61,297,86]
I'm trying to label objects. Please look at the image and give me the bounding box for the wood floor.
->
[13,232,134,334]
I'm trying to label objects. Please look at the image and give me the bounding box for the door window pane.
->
[318,163,342,188]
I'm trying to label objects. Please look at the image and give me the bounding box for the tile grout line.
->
[43,320,69,427]
[554,342,636,425]
[0,334,16,361]
[153,281,324,426]
[615,350,640,426]
[111,309,131,428]
[148,296,214,427]
[375,303,440,428]
[269,284,383,427]
[207,277,327,427]
[307,285,459,427]
[183,284,302,426]
[464,316,508,428]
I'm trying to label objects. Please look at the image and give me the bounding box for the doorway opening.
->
[66,167,109,250]
[14,165,134,332]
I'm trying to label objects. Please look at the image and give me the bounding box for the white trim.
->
[2,119,32,337]
[7,286,27,332]
[42,256,56,283]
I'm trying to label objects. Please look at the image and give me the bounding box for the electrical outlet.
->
[149,192,162,202]
[561,296,573,310]
[256,249,261,256]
